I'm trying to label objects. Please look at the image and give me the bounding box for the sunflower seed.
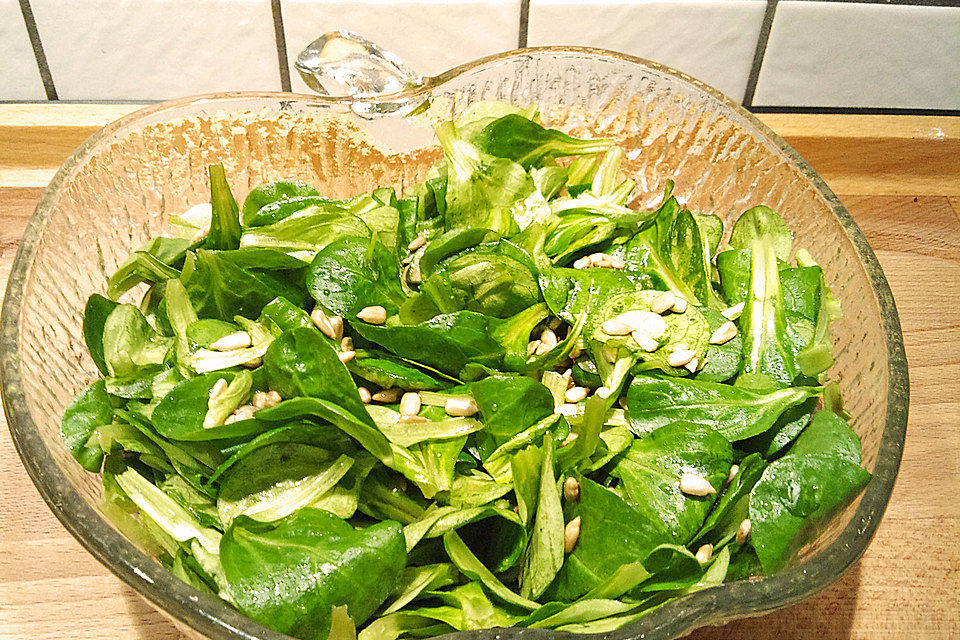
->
[668,349,697,367]
[356,306,387,324]
[564,517,582,553]
[710,321,738,345]
[695,543,713,564]
[210,331,252,351]
[399,392,422,417]
[650,291,676,314]
[445,397,479,417]
[679,471,717,496]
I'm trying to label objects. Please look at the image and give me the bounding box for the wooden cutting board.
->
[0,106,958,640]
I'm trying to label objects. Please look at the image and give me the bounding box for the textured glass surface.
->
[1,48,907,640]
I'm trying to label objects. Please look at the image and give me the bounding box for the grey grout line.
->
[3,98,953,116]
[18,0,57,100]
[518,0,531,48]
[0,99,159,105]
[749,105,960,116]
[742,0,779,107]
[786,0,960,6]
[271,0,292,92]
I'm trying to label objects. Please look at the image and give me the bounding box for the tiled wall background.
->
[2,0,958,112]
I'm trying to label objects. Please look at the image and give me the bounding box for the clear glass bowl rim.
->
[0,46,909,640]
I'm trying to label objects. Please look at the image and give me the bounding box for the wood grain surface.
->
[0,106,957,640]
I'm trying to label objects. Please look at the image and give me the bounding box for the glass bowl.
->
[0,43,908,640]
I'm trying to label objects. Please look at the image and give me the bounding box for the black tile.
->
[17,0,57,100]
[271,0,292,92]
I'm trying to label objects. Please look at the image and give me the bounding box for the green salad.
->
[61,101,871,640]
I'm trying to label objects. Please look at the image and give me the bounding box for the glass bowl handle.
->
[295,31,426,116]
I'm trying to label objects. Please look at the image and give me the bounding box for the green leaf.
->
[210,422,353,482]
[418,242,542,319]
[454,100,537,140]
[429,582,525,630]
[436,120,533,234]
[610,422,732,547]
[182,250,308,321]
[112,408,218,479]
[636,543,703,592]
[218,443,354,526]
[185,318,238,348]
[106,237,190,300]
[527,599,636,629]
[621,200,703,305]
[241,180,321,226]
[150,372,261,441]
[382,563,458,615]
[442,532,538,610]
[377,417,483,448]
[739,396,818,458]
[112,466,221,555]
[725,546,762,582]
[358,613,451,640]
[403,502,521,551]
[162,279,199,373]
[352,311,505,378]
[557,392,608,473]
[474,114,613,168]
[307,236,405,318]
[749,454,870,573]
[101,304,173,378]
[696,306,743,382]
[489,303,549,371]
[547,478,665,600]
[538,265,656,325]
[684,545,730,593]
[716,248,751,305]
[82,294,119,375]
[263,327,370,423]
[729,205,793,261]
[788,410,863,464]
[347,352,447,392]
[418,228,501,276]
[239,205,371,256]
[780,265,823,322]
[203,369,252,429]
[739,239,798,386]
[470,376,555,441]
[656,208,710,306]
[579,563,649,601]
[441,472,513,508]
[797,261,841,376]
[693,452,767,543]
[511,446,541,530]
[483,414,561,482]
[393,436,469,499]
[258,296,313,333]
[159,474,220,529]
[255,398,394,467]
[625,375,821,441]
[214,247,311,271]
[60,380,111,471]
[591,290,711,374]
[221,509,406,638]
[519,439,565,599]
[206,164,242,251]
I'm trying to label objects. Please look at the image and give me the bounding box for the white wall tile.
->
[0,0,46,99]
[528,0,767,102]
[754,2,960,109]
[30,0,281,101]
[282,0,521,94]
